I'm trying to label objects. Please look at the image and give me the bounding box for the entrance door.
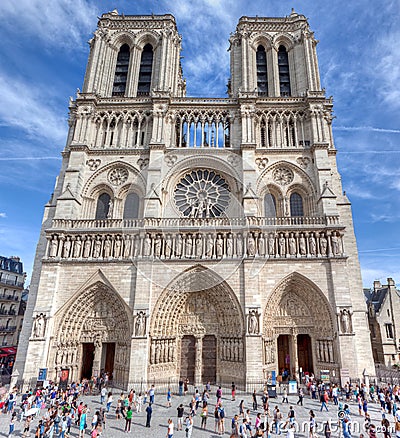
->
[102,343,115,380]
[277,335,290,379]
[202,335,216,384]
[180,335,195,383]
[297,334,313,374]
[81,343,95,379]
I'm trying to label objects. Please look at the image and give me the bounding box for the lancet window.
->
[123,193,140,219]
[112,44,130,96]
[95,193,112,220]
[256,45,268,96]
[290,192,304,217]
[137,44,153,96]
[264,193,277,217]
[278,45,291,97]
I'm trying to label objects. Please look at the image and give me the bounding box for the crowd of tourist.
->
[0,377,399,437]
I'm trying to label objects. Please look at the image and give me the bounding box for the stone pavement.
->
[0,385,394,437]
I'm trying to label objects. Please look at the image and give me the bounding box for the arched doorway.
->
[149,266,244,386]
[263,273,338,381]
[51,274,133,388]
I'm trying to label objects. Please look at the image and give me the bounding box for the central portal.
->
[180,335,195,383]
[81,343,95,380]
[202,335,216,384]
[297,334,313,375]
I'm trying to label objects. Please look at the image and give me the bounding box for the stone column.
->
[290,333,299,380]
[194,336,203,387]
[92,340,102,377]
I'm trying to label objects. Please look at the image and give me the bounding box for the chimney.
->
[373,280,381,291]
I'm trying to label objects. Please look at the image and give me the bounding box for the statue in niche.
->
[165,234,173,258]
[206,234,214,257]
[279,234,285,256]
[236,233,243,257]
[175,233,183,258]
[63,237,71,258]
[268,233,275,255]
[143,233,152,257]
[320,234,328,256]
[247,233,256,256]
[135,311,146,337]
[226,233,233,257]
[289,234,296,255]
[299,234,306,255]
[154,234,162,258]
[185,234,193,257]
[340,308,352,334]
[83,236,91,258]
[258,232,265,256]
[331,232,340,255]
[107,199,113,219]
[33,313,46,338]
[114,235,122,257]
[309,235,316,255]
[248,310,259,334]
[103,237,111,258]
[93,236,102,258]
[216,234,223,258]
[73,236,82,258]
[195,234,203,258]
[49,237,58,258]
[133,235,140,257]
[123,235,131,258]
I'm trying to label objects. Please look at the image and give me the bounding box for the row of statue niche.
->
[134,311,147,337]
[221,338,243,362]
[264,341,276,364]
[248,310,260,334]
[49,230,344,260]
[115,347,129,365]
[32,313,46,338]
[55,344,78,366]
[150,339,175,365]
[317,339,335,363]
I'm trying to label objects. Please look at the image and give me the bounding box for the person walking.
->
[100,386,107,405]
[145,403,152,427]
[78,409,87,438]
[309,410,316,438]
[282,388,289,404]
[149,385,155,404]
[185,415,193,438]
[125,406,132,432]
[8,412,16,437]
[200,403,208,429]
[297,388,304,406]
[167,388,172,408]
[253,390,258,411]
[232,382,237,401]
[177,404,184,431]
[106,392,113,413]
[320,390,329,412]
[167,418,174,438]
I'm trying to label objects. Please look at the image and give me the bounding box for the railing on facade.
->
[0,279,24,288]
[0,326,17,333]
[0,296,19,302]
[51,216,341,230]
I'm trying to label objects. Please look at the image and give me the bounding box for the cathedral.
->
[15,10,375,389]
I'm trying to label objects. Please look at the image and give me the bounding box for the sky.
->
[0,0,399,288]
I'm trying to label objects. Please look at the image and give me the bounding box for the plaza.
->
[0,383,397,437]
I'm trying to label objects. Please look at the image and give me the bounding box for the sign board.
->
[59,368,69,389]
[320,369,330,382]
[288,380,298,394]
[266,370,277,385]
[38,368,47,381]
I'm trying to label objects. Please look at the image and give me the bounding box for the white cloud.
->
[0,0,97,51]
[0,213,6,218]
[334,126,400,134]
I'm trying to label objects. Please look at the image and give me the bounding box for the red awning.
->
[0,347,16,355]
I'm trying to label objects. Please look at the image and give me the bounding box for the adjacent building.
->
[365,278,400,367]
[0,256,27,373]
[15,10,375,388]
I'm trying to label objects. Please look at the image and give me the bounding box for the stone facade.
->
[365,279,400,367]
[15,10,375,388]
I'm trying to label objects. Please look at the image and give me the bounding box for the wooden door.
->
[180,335,195,383]
[81,343,94,379]
[297,334,313,374]
[104,343,115,379]
[202,335,216,384]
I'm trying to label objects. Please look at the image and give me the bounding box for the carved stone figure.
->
[123,235,131,257]
[216,234,223,258]
[268,233,275,255]
[107,199,113,219]
[93,237,102,258]
[258,233,265,256]
[226,233,234,257]
[154,234,162,258]
[320,234,328,256]
[165,234,173,258]
[299,234,306,255]
[206,234,214,257]
[175,234,183,258]
[103,237,111,258]
[309,235,316,255]
[114,235,122,257]
[63,237,71,258]
[331,232,340,255]
[73,236,82,258]
[185,234,193,257]
[83,236,91,258]
[248,310,259,334]
[49,237,58,258]
[33,313,46,338]
[289,234,296,255]
[247,233,256,256]
[340,309,352,334]
[143,233,152,257]
[279,235,285,256]
[133,235,140,257]
[236,233,243,257]
[135,311,146,336]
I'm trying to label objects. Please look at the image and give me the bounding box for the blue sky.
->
[0,0,399,287]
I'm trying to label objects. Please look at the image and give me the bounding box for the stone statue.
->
[226,233,233,257]
[309,235,316,255]
[103,237,111,258]
[258,233,265,256]
[268,233,275,255]
[236,233,243,257]
[135,311,146,336]
[107,199,113,219]
[248,310,259,334]
[93,237,102,258]
[83,236,91,258]
[73,236,82,258]
[114,235,122,257]
[331,232,340,255]
[165,234,173,258]
[154,234,162,258]
[49,237,58,258]
[175,234,183,258]
[279,235,285,256]
[133,235,140,257]
[123,235,131,258]
[63,237,71,258]
[185,234,193,257]
[289,234,296,255]
[320,234,328,256]
[340,309,352,334]
[299,234,306,255]
[33,313,46,338]
[216,234,223,258]
[206,234,214,258]
[247,233,256,256]
[143,233,152,257]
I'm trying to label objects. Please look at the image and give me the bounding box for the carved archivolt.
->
[263,272,335,338]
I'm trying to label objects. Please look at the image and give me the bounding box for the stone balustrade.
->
[45,226,345,261]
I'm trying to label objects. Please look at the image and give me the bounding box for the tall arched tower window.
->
[256,46,268,96]
[278,45,291,97]
[290,192,304,217]
[95,193,111,220]
[137,44,153,96]
[112,44,130,96]
[264,193,276,217]
[123,193,140,219]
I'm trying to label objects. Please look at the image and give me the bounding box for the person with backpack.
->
[218,402,226,435]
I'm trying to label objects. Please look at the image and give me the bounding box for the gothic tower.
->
[15,10,374,389]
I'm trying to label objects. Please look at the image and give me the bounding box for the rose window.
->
[108,167,128,186]
[174,170,230,218]
[272,167,294,186]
